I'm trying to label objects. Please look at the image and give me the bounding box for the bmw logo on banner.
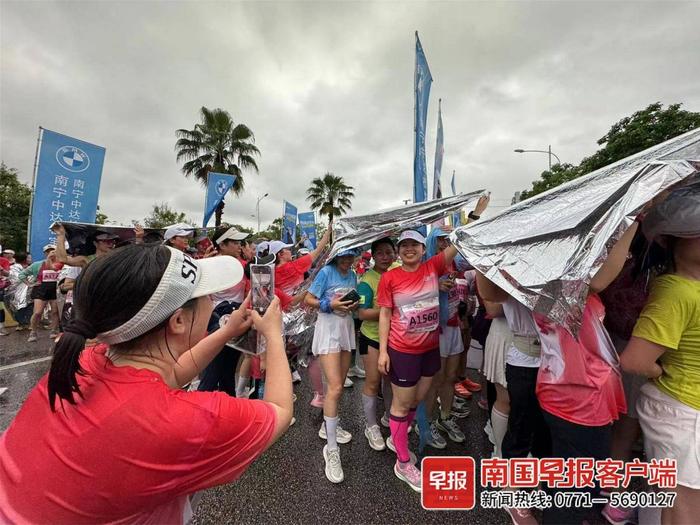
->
[56,145,91,172]
[216,179,229,196]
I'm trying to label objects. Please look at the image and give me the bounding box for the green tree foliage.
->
[95,209,109,225]
[219,222,254,235]
[175,107,260,226]
[257,217,283,240]
[521,103,700,199]
[306,172,355,224]
[143,203,193,229]
[0,163,31,251]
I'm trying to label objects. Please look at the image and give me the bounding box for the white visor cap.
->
[216,227,250,244]
[164,223,195,241]
[98,247,243,345]
[397,230,426,246]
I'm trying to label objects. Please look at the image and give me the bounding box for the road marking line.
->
[0,356,52,372]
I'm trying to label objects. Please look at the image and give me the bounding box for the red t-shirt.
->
[0,345,276,524]
[535,294,626,427]
[0,257,10,272]
[377,253,447,354]
[275,255,312,295]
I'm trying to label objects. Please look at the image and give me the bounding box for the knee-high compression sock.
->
[389,413,410,463]
[362,393,378,427]
[491,407,509,457]
[407,407,417,427]
[324,415,339,451]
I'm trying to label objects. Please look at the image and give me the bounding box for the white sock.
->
[324,415,339,450]
[491,407,509,457]
[235,376,249,398]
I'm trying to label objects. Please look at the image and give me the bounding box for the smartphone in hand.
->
[250,264,275,315]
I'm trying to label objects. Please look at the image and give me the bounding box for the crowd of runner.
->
[0,189,698,525]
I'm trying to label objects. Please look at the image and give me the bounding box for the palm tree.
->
[306,172,355,224]
[175,106,260,226]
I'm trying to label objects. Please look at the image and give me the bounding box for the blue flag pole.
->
[432,99,444,200]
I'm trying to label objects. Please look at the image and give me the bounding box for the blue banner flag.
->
[298,211,317,249]
[282,201,298,244]
[432,99,444,199]
[203,172,236,227]
[413,32,433,205]
[29,128,106,260]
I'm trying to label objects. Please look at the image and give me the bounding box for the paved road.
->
[1,328,510,524]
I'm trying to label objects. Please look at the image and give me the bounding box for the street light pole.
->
[256,193,269,233]
[514,145,561,170]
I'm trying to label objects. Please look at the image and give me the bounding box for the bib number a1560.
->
[406,307,439,333]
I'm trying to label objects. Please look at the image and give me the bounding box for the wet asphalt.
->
[1,327,507,524]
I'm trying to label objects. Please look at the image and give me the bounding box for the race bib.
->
[401,298,440,333]
[41,270,59,283]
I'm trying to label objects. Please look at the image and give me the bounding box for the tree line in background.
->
[520,103,700,199]
[2,102,698,251]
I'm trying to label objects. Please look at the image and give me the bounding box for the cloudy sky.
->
[2,1,699,230]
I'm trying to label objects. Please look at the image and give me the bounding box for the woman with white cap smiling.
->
[377,229,460,492]
[0,244,293,523]
[163,222,195,252]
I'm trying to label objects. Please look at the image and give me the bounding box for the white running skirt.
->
[637,382,700,489]
[482,318,512,388]
[312,312,356,355]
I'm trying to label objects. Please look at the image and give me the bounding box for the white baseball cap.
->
[215,227,250,244]
[255,241,270,257]
[2,249,15,256]
[397,230,426,246]
[268,240,294,255]
[43,244,57,252]
[98,247,243,345]
[164,223,194,241]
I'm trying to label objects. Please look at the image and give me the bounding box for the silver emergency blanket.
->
[56,222,171,255]
[275,191,486,357]
[451,127,700,334]
[3,266,33,324]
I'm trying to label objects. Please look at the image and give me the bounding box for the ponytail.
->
[47,319,96,412]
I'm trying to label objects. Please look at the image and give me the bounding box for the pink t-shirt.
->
[535,294,626,427]
[0,345,276,524]
[377,253,447,354]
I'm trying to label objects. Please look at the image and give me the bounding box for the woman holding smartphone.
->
[305,249,360,484]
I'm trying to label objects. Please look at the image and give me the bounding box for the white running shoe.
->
[318,422,352,444]
[364,425,386,451]
[436,416,466,443]
[385,436,417,464]
[348,366,366,378]
[344,377,354,388]
[290,417,296,427]
[323,445,344,483]
[27,331,37,343]
[380,413,390,428]
[291,370,302,383]
[394,460,422,492]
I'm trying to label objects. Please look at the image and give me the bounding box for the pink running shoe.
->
[602,504,637,525]
[310,392,325,408]
[394,460,421,492]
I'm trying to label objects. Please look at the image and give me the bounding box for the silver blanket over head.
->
[451,128,700,334]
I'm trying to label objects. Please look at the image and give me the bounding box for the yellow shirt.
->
[632,274,700,409]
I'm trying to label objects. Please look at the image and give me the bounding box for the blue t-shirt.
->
[309,264,357,302]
